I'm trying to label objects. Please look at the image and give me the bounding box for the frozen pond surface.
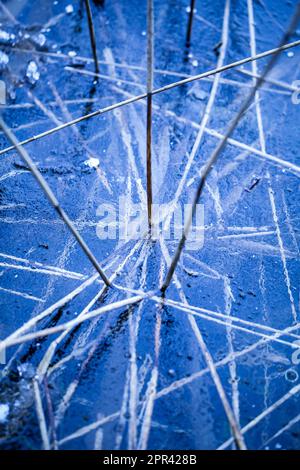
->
[0,0,300,450]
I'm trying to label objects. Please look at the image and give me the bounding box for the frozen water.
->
[0,0,299,452]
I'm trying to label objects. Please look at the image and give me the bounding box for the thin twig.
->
[84,0,99,73]
[0,118,111,286]
[186,0,196,48]
[161,4,300,293]
[146,0,154,229]
[1,40,300,157]
[218,383,300,450]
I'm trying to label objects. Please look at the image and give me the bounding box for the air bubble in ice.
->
[285,368,299,383]
[68,50,77,57]
[26,61,40,84]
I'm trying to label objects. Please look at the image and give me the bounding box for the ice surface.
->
[0,0,299,452]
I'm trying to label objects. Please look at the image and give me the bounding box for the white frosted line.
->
[188,312,246,449]
[58,412,119,446]
[137,356,154,425]
[206,181,224,228]
[0,273,99,354]
[247,0,266,154]
[218,231,275,239]
[194,13,221,31]
[0,119,45,133]
[47,341,96,375]
[227,226,272,232]
[103,48,147,206]
[57,320,300,445]
[114,244,148,449]
[0,1,18,24]
[207,127,300,174]
[127,249,150,449]
[282,192,299,255]
[0,100,98,111]
[54,380,78,428]
[218,383,300,449]
[0,204,26,211]
[263,413,300,447]
[224,276,240,426]
[0,252,85,279]
[217,238,295,259]
[0,286,44,302]
[151,296,299,349]
[65,66,146,90]
[49,81,111,193]
[0,170,28,182]
[33,379,51,450]
[137,366,159,449]
[138,303,162,450]
[43,12,66,29]
[41,240,142,386]
[37,282,107,378]
[115,368,131,450]
[115,282,300,343]
[0,118,111,286]
[27,90,63,127]
[0,262,85,280]
[184,253,223,279]
[2,39,300,158]
[237,68,297,93]
[159,237,246,449]
[123,88,299,180]
[185,127,300,185]
[156,308,300,401]
[164,0,230,231]
[157,296,300,343]
[248,0,297,325]
[56,318,300,447]
[268,186,297,322]
[8,43,298,85]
